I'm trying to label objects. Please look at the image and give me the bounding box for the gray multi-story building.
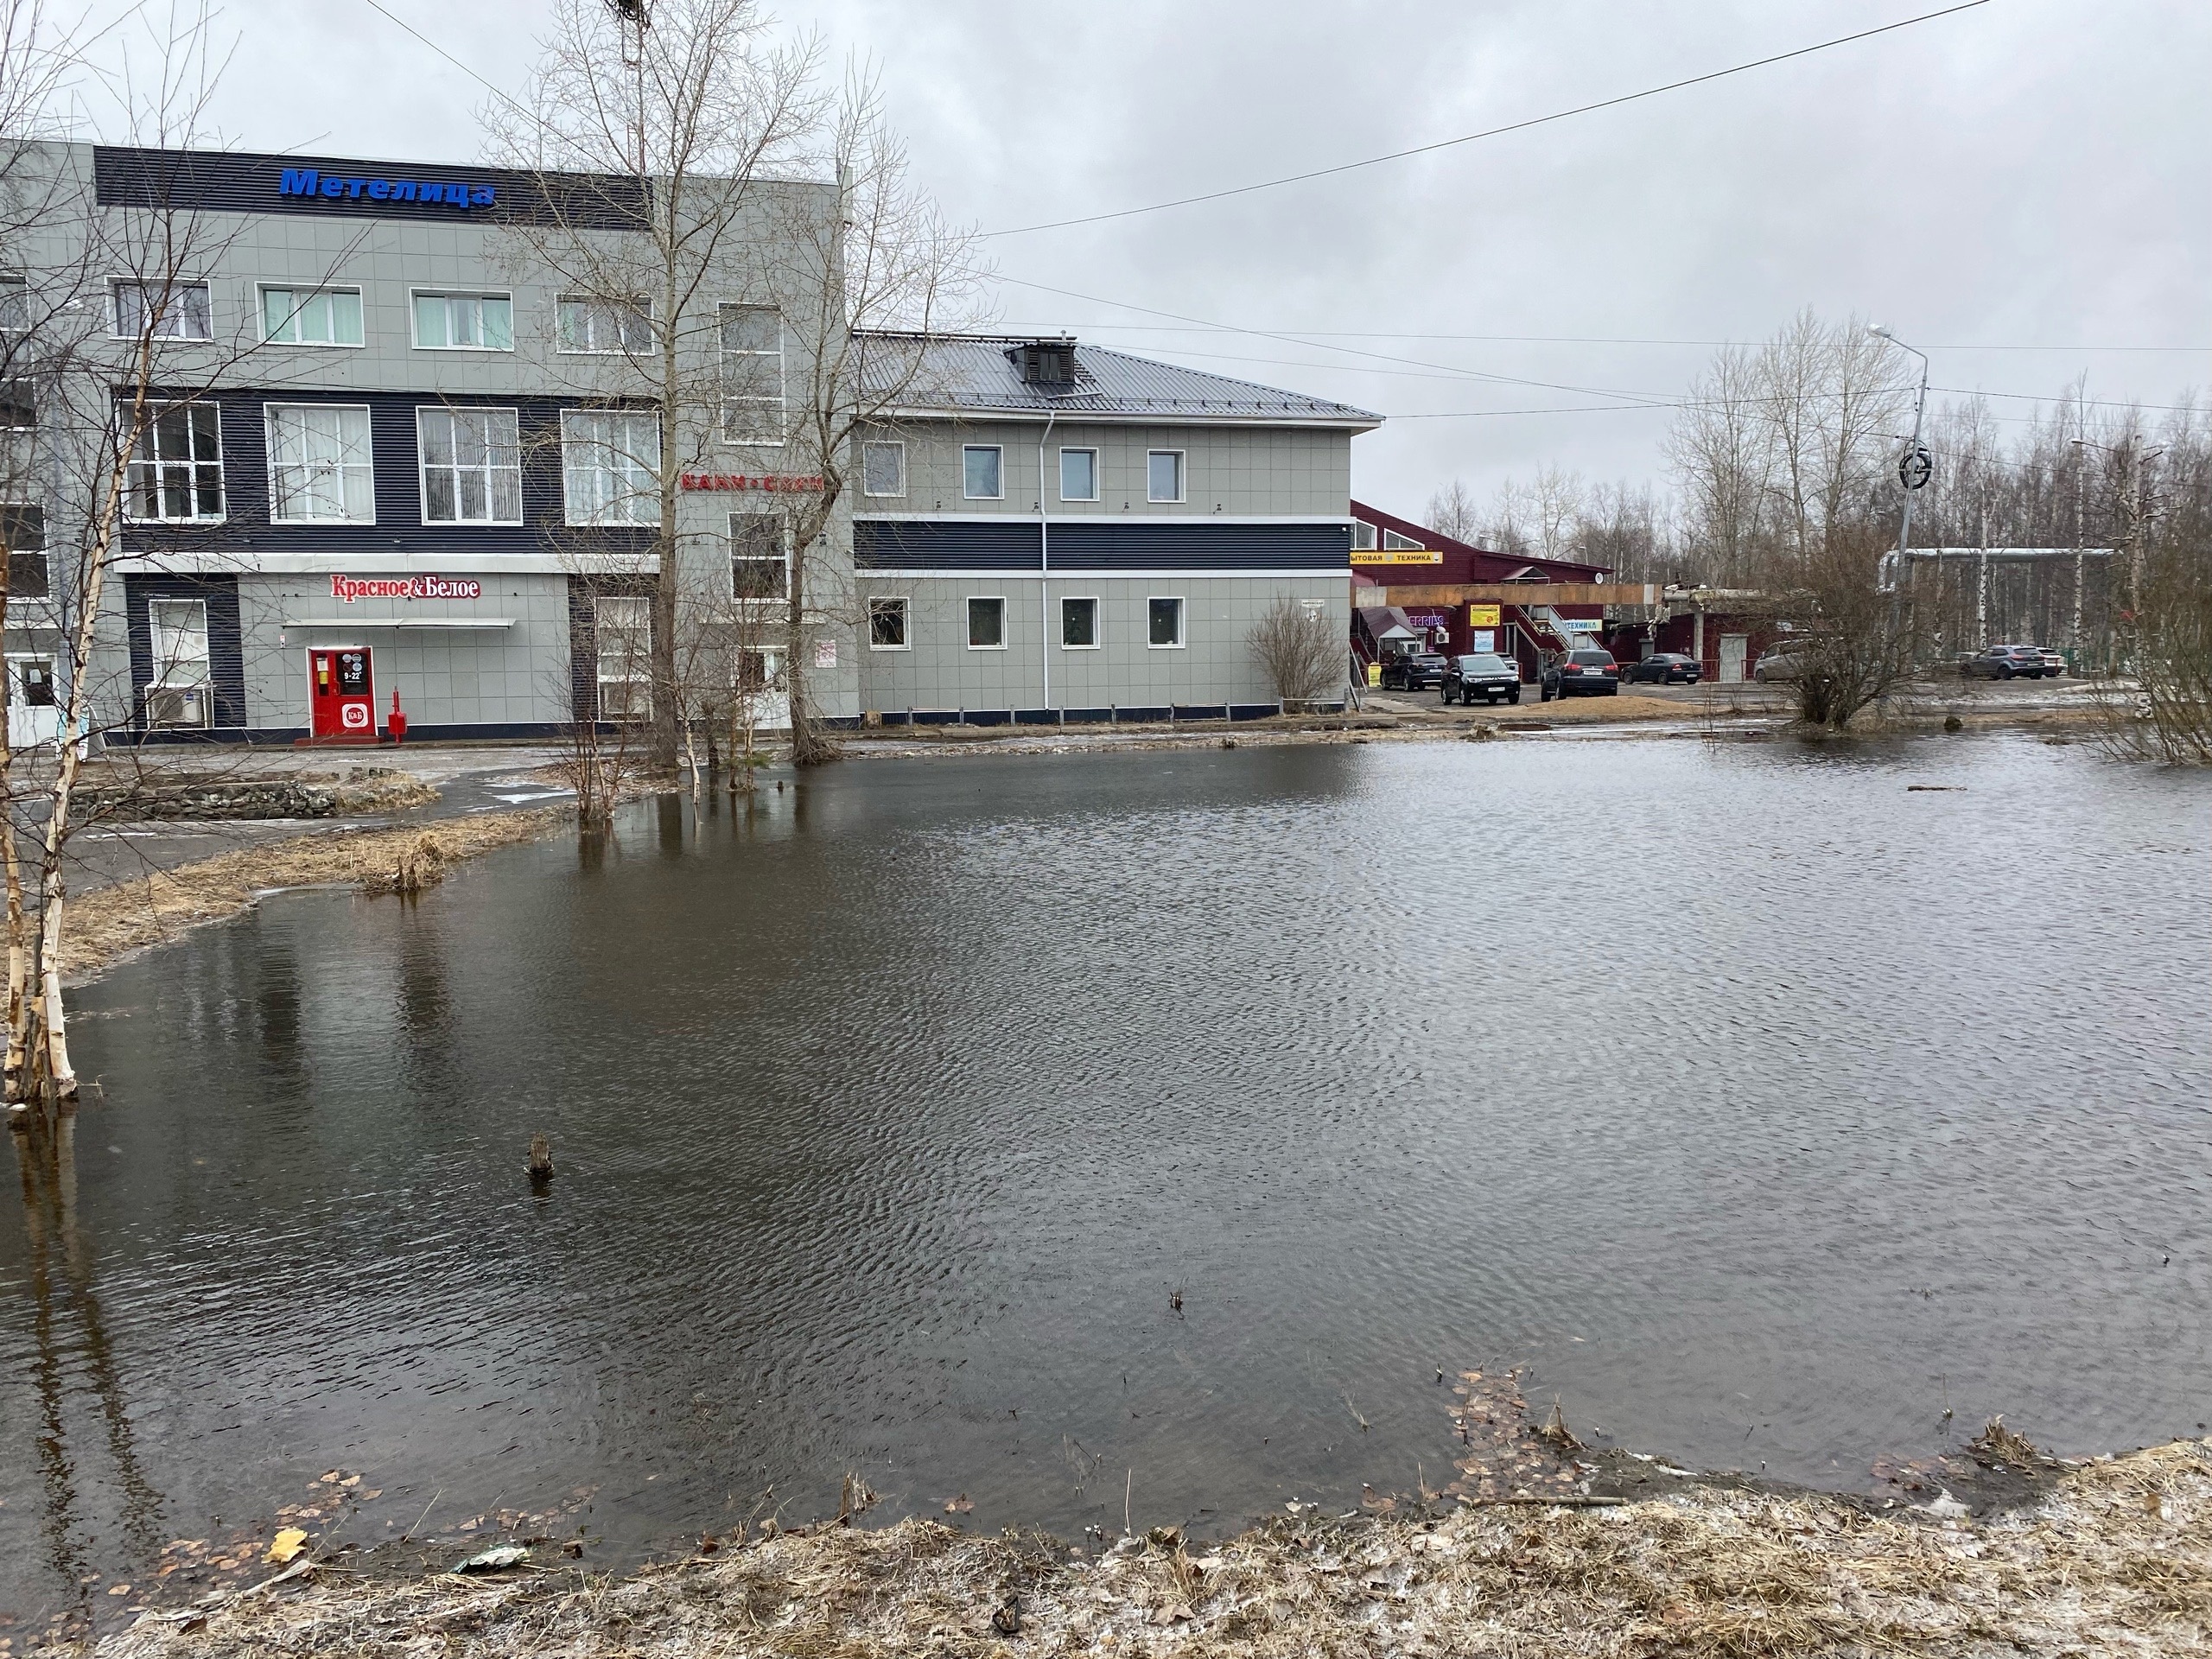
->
[848,335,1378,724]
[2,143,1378,746]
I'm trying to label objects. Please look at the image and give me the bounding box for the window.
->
[963,445,1002,499]
[1061,595,1098,649]
[967,595,1006,650]
[1147,595,1185,648]
[262,285,363,346]
[736,648,781,693]
[1059,447,1098,502]
[1382,528,1424,550]
[861,440,905,498]
[418,407,521,524]
[561,409,661,525]
[10,658,54,707]
[266,404,374,523]
[1,504,45,598]
[149,597,210,690]
[731,512,788,600]
[0,276,27,334]
[125,404,224,523]
[112,280,211,340]
[868,595,909,649]
[718,302,783,442]
[1147,449,1184,503]
[557,294,652,354]
[412,290,512,351]
[1351,520,1377,551]
[594,595,652,721]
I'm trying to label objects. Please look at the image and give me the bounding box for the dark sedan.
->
[1622,652,1701,685]
[1440,652,1522,705]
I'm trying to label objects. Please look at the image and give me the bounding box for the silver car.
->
[2037,647,2066,677]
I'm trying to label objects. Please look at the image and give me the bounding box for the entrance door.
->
[308,646,375,739]
[1719,634,1748,684]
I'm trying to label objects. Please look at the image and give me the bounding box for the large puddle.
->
[4,733,2209,1623]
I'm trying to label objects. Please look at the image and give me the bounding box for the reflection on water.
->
[2,734,2209,1630]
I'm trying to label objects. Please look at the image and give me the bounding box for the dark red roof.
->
[1351,499,1609,582]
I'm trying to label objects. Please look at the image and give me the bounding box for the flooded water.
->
[4,732,2209,1627]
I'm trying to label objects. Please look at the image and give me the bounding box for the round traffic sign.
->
[1898,445,1934,491]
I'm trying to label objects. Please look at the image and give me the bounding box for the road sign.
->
[1898,445,1934,491]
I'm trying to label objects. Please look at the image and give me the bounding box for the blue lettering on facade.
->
[275,167,497,212]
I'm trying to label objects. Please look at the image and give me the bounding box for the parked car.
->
[1539,647,1620,699]
[1961,644,2047,680]
[1622,652,1701,685]
[1380,651,1447,690]
[2037,646,2066,677]
[1441,652,1522,705]
[1752,643,1811,683]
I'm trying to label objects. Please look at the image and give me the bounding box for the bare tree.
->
[1424,477,1479,543]
[1247,596,1340,709]
[1664,342,1771,583]
[1529,464,1586,561]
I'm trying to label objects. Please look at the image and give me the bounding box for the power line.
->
[981,0,1993,238]
[356,0,540,131]
[1003,321,2212,353]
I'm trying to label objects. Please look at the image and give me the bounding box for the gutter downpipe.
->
[1039,409,1056,714]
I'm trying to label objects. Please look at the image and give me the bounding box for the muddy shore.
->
[70,1433,2212,1657]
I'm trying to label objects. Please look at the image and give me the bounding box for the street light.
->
[1869,324,1931,594]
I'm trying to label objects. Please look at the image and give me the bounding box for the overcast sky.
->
[72,0,2210,521]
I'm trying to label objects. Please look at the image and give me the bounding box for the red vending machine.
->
[308,647,376,741]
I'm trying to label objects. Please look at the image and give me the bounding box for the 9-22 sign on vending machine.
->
[308,647,375,740]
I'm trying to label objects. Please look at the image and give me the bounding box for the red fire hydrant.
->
[386,688,408,745]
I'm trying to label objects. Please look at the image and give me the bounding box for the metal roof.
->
[859,333,1382,427]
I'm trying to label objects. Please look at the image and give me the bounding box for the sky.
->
[64,0,2212,524]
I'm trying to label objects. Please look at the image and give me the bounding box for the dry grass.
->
[86,1439,2212,1658]
[63,806,572,982]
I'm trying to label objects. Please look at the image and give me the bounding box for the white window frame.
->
[1147,448,1185,504]
[416,405,523,526]
[1351,519,1378,551]
[966,594,1007,651]
[861,439,906,498]
[264,402,376,525]
[0,273,29,334]
[729,512,791,602]
[1059,594,1101,650]
[257,283,364,348]
[594,594,652,722]
[868,594,910,651]
[1147,594,1186,650]
[110,278,212,341]
[717,302,785,445]
[409,288,514,353]
[148,597,212,690]
[1058,446,1099,503]
[123,402,226,524]
[560,408,662,526]
[556,293,652,355]
[1382,528,1424,550]
[963,445,1004,501]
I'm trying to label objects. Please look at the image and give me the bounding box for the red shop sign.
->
[329,574,484,602]
[679,473,823,493]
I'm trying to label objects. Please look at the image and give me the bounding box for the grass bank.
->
[87,1437,2212,1657]
[63,805,573,982]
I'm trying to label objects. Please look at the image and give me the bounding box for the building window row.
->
[861,440,1188,503]
[866,594,1184,652]
[118,401,668,529]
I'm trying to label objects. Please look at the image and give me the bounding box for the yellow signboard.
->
[1364,547,1441,565]
[1467,604,1501,626]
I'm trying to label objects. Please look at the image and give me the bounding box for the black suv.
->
[1441,653,1522,705]
[1380,651,1447,690]
[1622,652,1701,684]
[1539,647,1620,699]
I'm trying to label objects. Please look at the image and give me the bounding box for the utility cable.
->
[982,0,1993,237]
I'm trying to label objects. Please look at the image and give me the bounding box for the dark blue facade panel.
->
[93,147,649,230]
[857,518,1351,572]
[122,391,655,563]
[122,573,246,729]
[855,520,1040,571]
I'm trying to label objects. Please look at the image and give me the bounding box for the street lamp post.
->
[1869,325,1931,594]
